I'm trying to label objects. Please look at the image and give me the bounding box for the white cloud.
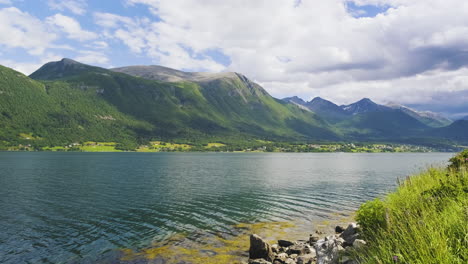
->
[87,41,109,49]
[74,50,109,64]
[0,0,12,5]
[48,0,87,15]
[46,14,97,41]
[0,7,57,55]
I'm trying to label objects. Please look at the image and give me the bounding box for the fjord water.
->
[0,152,453,263]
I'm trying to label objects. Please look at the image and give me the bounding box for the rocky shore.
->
[247,223,364,264]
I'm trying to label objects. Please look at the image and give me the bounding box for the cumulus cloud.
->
[46,14,97,41]
[48,0,87,15]
[0,7,57,55]
[94,11,225,71]
[74,50,109,64]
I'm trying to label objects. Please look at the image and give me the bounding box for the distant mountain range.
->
[0,58,467,148]
[283,96,453,128]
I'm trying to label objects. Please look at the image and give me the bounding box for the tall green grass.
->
[354,150,468,264]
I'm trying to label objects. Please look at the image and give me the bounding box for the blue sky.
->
[1,0,467,118]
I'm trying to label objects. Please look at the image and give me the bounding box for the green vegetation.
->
[354,150,468,263]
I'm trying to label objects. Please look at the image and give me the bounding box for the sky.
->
[0,0,467,118]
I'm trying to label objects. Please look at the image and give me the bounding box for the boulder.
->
[249,234,275,262]
[278,240,295,247]
[340,223,360,245]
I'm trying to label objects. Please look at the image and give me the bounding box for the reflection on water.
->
[0,152,452,263]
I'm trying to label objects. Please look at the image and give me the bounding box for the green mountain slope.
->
[428,120,468,144]
[28,59,339,142]
[336,110,429,140]
[112,65,338,140]
[386,103,452,128]
[0,65,153,147]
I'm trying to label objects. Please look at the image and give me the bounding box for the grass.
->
[205,143,226,148]
[136,141,193,152]
[354,150,468,263]
[79,142,122,152]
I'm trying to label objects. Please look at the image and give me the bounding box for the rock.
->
[275,253,289,262]
[249,259,273,264]
[315,236,344,264]
[289,254,298,259]
[271,244,279,253]
[309,234,320,245]
[296,253,316,264]
[335,237,345,246]
[352,239,367,249]
[340,223,360,245]
[284,259,297,264]
[249,234,275,262]
[342,234,359,247]
[278,240,295,247]
[335,226,345,233]
[287,243,312,255]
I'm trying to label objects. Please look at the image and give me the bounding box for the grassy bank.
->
[354,150,468,263]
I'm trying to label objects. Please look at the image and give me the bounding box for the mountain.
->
[341,98,390,115]
[26,59,338,143]
[386,103,452,128]
[0,63,153,147]
[305,97,349,122]
[460,116,468,121]
[337,110,429,140]
[429,120,468,144]
[282,96,307,106]
[281,96,311,111]
[29,58,106,80]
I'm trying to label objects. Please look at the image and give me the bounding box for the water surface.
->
[0,152,453,263]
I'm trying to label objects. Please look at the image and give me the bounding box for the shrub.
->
[448,149,468,170]
[356,198,387,238]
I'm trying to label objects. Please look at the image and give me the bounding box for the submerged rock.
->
[249,234,275,262]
